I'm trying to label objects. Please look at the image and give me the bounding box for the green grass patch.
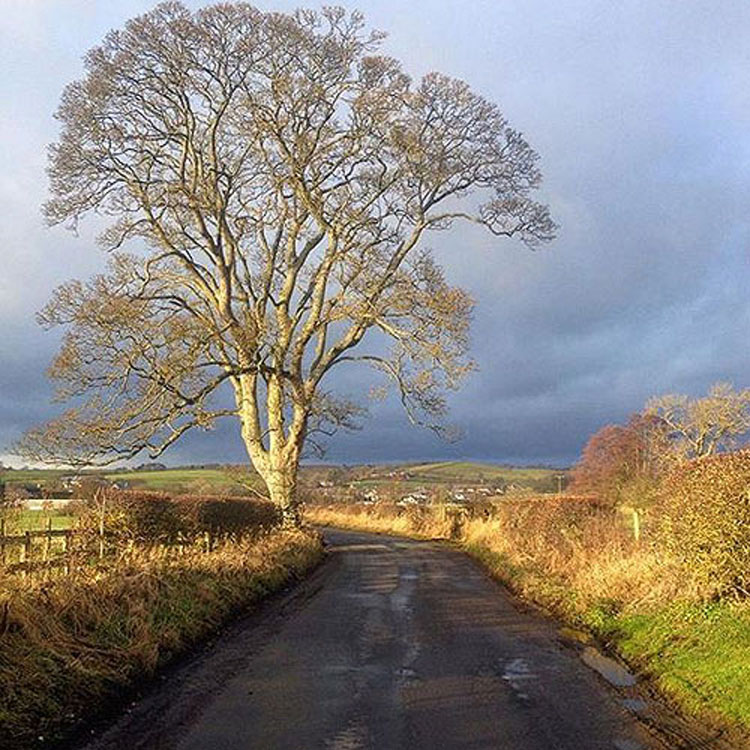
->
[104,468,244,491]
[603,602,750,727]
[0,469,68,483]
[410,461,556,481]
[15,511,74,531]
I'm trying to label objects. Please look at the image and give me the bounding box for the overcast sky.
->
[1,0,749,467]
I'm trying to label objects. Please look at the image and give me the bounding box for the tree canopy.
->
[645,382,750,459]
[19,3,555,517]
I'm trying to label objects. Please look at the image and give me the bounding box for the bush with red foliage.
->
[569,413,667,507]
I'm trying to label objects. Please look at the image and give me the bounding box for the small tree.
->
[18,3,554,523]
[569,413,668,508]
[646,382,750,460]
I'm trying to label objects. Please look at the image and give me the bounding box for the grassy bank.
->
[305,502,750,736]
[0,527,323,749]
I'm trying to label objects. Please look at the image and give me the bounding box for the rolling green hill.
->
[2,461,567,495]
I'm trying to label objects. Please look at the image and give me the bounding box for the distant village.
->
[0,461,562,510]
[0,473,129,509]
[312,467,530,507]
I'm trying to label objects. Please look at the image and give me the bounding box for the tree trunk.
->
[236,373,305,527]
[266,466,301,527]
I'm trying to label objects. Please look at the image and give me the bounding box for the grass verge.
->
[306,503,750,737]
[0,527,323,749]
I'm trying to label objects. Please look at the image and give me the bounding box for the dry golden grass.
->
[0,527,323,749]
[308,498,684,613]
[461,508,686,614]
[306,503,456,539]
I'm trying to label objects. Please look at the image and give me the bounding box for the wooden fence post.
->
[62,530,70,575]
[43,517,52,562]
[20,531,31,578]
[98,516,105,559]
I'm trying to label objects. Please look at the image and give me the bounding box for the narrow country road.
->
[79,529,675,750]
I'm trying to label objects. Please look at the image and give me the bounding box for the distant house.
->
[134,462,168,472]
[397,492,427,506]
[363,489,380,503]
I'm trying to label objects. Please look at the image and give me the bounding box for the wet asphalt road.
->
[81,529,672,750]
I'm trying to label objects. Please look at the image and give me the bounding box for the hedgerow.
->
[658,451,750,596]
[75,490,280,544]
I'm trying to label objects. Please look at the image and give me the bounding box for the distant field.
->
[351,461,566,492]
[0,469,68,483]
[104,468,251,492]
[404,461,562,483]
[0,467,254,494]
[3,510,74,532]
[2,461,567,495]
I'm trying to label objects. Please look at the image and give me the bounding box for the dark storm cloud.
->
[1,0,749,466]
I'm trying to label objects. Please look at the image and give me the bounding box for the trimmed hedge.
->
[76,490,280,543]
[175,494,280,537]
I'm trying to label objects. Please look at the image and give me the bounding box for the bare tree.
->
[646,382,750,460]
[19,3,555,523]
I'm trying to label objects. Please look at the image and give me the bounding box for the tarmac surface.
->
[79,528,676,750]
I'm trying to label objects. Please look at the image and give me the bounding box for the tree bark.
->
[259,456,299,526]
[237,376,303,526]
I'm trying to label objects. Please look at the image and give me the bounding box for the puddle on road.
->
[396,666,418,684]
[502,657,536,701]
[326,718,369,750]
[581,647,636,688]
[621,697,647,713]
[502,658,536,681]
[612,739,644,750]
